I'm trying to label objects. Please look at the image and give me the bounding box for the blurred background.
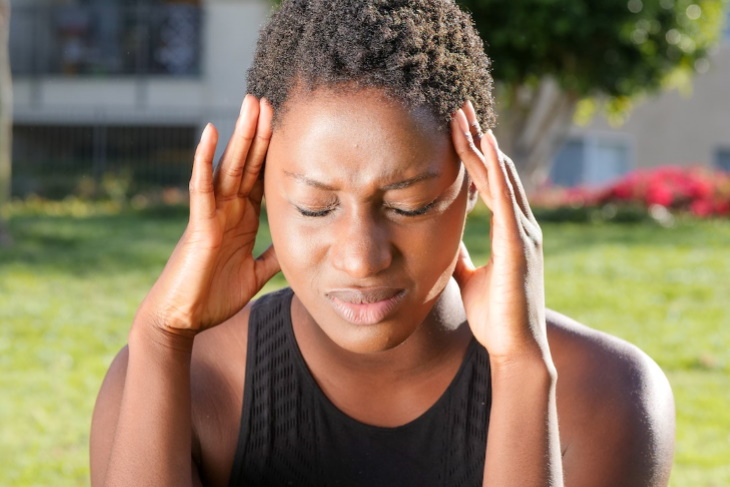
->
[0,0,728,485]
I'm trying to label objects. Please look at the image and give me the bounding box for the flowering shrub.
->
[597,166,730,217]
[530,166,730,221]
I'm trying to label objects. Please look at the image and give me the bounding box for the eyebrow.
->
[283,170,440,191]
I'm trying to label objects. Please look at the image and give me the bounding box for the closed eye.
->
[296,205,336,217]
[295,200,438,218]
[389,199,438,217]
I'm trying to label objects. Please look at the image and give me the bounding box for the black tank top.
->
[228,288,492,487]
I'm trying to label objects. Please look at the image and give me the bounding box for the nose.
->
[330,211,393,279]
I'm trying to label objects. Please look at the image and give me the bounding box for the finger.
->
[189,124,219,222]
[239,98,274,197]
[489,134,536,223]
[452,241,476,290]
[476,128,522,230]
[464,100,484,142]
[214,95,260,199]
[451,109,493,208]
[253,245,281,289]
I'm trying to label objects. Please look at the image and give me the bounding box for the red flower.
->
[645,184,674,207]
[714,201,730,216]
[530,164,730,219]
[690,199,714,217]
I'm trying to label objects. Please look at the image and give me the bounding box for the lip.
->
[325,287,406,325]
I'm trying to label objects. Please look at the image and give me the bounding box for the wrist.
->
[134,291,202,335]
[490,350,557,389]
[129,315,197,356]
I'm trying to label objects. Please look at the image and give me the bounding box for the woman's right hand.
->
[136,95,280,337]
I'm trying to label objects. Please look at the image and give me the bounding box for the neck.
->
[290,280,473,427]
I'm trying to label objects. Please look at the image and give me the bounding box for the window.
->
[10,0,203,77]
[716,148,730,172]
[550,139,585,187]
[550,136,632,187]
[584,139,631,185]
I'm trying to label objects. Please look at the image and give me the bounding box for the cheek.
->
[265,193,327,287]
[397,190,468,298]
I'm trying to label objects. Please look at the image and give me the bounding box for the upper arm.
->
[89,346,128,486]
[89,346,205,487]
[548,312,676,487]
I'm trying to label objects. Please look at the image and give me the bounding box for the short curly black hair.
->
[246,0,495,132]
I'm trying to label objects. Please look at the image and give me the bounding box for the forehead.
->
[267,88,455,185]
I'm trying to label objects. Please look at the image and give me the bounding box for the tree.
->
[457,0,728,190]
[0,0,11,245]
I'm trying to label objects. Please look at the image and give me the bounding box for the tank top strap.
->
[228,287,323,486]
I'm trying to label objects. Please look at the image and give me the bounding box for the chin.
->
[332,326,412,354]
[315,309,418,355]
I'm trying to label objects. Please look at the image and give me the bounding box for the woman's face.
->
[264,88,470,353]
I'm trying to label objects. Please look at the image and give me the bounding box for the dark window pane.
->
[10,2,202,77]
[716,148,730,172]
[550,139,585,187]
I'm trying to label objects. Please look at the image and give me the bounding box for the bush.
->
[531,166,730,222]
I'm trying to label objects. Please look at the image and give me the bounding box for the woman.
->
[90,1,675,486]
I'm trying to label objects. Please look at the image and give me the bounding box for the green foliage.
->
[1,203,729,485]
[457,0,728,98]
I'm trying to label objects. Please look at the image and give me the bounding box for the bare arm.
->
[90,333,204,487]
[451,101,563,486]
[90,96,279,486]
[548,312,676,487]
[450,102,675,486]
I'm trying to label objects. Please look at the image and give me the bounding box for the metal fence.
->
[12,121,197,199]
[9,2,206,198]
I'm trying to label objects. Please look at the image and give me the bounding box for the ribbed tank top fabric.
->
[228,288,492,487]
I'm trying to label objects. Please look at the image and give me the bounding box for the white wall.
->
[202,0,271,160]
[567,45,730,172]
[12,0,272,148]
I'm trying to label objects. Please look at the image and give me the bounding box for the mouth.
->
[325,288,406,326]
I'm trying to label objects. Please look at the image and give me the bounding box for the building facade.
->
[550,13,730,187]
[10,0,270,196]
[10,1,730,194]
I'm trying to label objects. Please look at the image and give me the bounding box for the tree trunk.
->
[0,0,12,246]
[493,77,579,194]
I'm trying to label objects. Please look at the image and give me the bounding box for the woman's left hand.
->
[450,101,549,366]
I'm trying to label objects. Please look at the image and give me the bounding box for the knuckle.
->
[188,180,213,195]
[226,165,244,179]
[255,132,272,143]
[455,144,472,160]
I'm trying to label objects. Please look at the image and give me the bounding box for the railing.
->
[10,3,203,78]
[12,121,197,198]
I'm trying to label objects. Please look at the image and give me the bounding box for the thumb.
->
[254,245,281,289]
[453,241,476,290]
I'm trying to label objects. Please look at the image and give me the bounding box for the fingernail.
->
[200,123,211,142]
[466,100,475,113]
[240,95,251,116]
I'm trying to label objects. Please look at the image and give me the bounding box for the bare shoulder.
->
[546,309,675,487]
[90,304,254,487]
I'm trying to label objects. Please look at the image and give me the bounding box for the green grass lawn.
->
[1,203,728,486]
